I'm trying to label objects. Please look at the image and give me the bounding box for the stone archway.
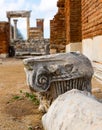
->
[6,10,31,41]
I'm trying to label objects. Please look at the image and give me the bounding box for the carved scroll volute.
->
[32,65,60,92]
[33,67,51,92]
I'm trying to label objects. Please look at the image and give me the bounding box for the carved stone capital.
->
[23,52,94,94]
[23,52,94,112]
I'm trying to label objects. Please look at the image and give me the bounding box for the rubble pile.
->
[11,39,50,57]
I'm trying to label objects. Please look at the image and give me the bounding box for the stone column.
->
[27,16,30,40]
[8,18,12,41]
[13,19,18,40]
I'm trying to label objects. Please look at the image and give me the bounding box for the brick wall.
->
[50,0,66,53]
[29,27,43,40]
[50,0,82,53]
[65,0,82,43]
[50,0,102,53]
[65,0,70,44]
[81,0,102,39]
[69,0,82,42]
[0,22,10,55]
[36,19,44,35]
[29,19,44,40]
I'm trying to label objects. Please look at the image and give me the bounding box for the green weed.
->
[12,90,39,105]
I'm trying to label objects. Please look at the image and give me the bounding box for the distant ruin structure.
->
[6,11,44,41]
[29,19,44,40]
[14,39,50,57]
[0,22,10,57]
[13,19,18,40]
[6,10,31,40]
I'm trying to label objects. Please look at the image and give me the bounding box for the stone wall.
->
[51,0,102,81]
[51,0,102,60]
[13,39,50,56]
[81,0,102,39]
[81,0,102,82]
[36,19,44,35]
[29,27,43,40]
[81,0,102,62]
[0,22,10,57]
[50,0,82,53]
[29,19,44,40]
[50,0,66,53]
[65,0,82,43]
[65,0,82,52]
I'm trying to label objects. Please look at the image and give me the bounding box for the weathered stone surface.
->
[6,11,31,18]
[12,39,50,56]
[23,52,93,112]
[7,10,31,40]
[42,89,102,130]
[23,52,93,93]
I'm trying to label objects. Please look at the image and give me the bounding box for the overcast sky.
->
[0,0,58,39]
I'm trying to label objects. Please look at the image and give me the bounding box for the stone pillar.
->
[8,18,12,41]
[27,16,30,39]
[13,19,18,40]
[36,19,44,37]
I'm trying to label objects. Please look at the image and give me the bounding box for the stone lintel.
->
[6,10,31,18]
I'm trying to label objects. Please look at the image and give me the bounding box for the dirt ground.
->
[0,58,102,130]
[0,58,44,130]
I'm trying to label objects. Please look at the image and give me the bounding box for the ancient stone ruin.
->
[23,52,94,112]
[50,0,82,53]
[50,0,66,53]
[13,39,50,57]
[6,10,44,41]
[29,19,44,40]
[6,10,31,40]
[0,10,49,57]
